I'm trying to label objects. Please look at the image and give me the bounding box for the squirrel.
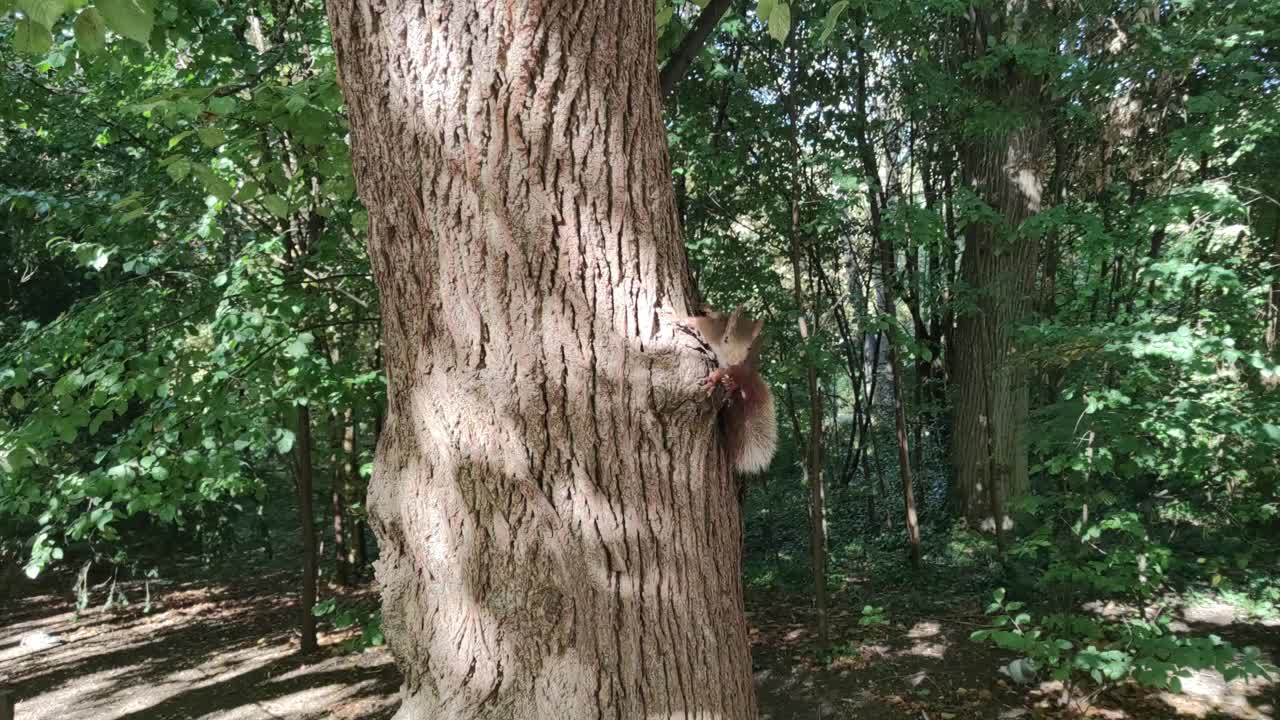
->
[675,305,778,476]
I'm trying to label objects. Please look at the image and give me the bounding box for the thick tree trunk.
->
[294,404,319,654]
[326,3,756,718]
[951,8,1049,532]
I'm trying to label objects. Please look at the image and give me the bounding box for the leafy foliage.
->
[2,0,1278,703]
[972,588,1275,702]
[0,0,377,586]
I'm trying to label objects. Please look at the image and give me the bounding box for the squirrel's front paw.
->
[701,367,739,399]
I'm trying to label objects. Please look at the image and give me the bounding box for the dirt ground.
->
[1,569,1275,720]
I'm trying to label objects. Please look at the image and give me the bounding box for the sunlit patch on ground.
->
[0,576,400,720]
[897,620,949,659]
[1158,667,1276,720]
[1183,600,1242,627]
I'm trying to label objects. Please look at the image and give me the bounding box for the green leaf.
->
[819,0,847,43]
[13,18,53,54]
[18,0,63,29]
[90,248,111,270]
[756,0,774,22]
[206,176,233,201]
[284,332,313,359]
[235,181,260,201]
[195,167,233,201]
[656,4,673,31]
[73,7,106,54]
[165,158,190,181]
[10,391,26,409]
[207,96,237,116]
[767,2,790,43]
[0,0,14,17]
[261,194,289,218]
[197,127,226,148]
[275,429,295,455]
[96,0,153,44]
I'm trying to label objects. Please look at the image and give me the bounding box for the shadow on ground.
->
[749,585,1278,720]
[2,569,1276,719]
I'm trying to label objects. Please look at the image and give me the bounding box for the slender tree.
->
[785,49,829,648]
[1268,215,1280,362]
[330,406,354,586]
[853,10,921,564]
[293,404,319,654]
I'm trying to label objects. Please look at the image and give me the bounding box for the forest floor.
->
[1,563,1276,720]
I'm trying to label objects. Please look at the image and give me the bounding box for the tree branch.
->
[658,0,734,98]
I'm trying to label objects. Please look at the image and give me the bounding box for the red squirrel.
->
[676,306,777,475]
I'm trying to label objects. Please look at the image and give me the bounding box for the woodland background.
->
[1,0,1279,718]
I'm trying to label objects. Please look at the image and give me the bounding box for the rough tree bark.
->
[325,2,757,718]
[951,6,1051,532]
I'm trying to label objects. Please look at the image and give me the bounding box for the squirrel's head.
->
[686,305,762,367]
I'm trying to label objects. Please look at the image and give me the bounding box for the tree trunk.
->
[803,359,828,645]
[257,496,273,561]
[326,3,757,718]
[342,406,360,580]
[294,404,319,654]
[357,406,382,574]
[659,0,734,97]
[1267,214,1280,361]
[331,407,352,587]
[853,12,921,564]
[0,688,13,720]
[785,45,829,652]
[1037,133,1067,406]
[950,8,1050,532]
[879,249,923,567]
